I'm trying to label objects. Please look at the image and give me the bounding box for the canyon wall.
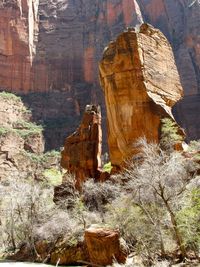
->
[0,0,143,93]
[0,0,39,92]
[0,0,200,149]
[99,24,183,168]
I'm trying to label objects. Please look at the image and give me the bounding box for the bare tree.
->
[122,139,196,259]
[0,175,103,257]
[82,179,120,212]
[0,177,54,254]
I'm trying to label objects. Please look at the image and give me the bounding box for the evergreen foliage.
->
[160,118,183,150]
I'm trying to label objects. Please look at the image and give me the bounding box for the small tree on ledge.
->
[160,118,184,151]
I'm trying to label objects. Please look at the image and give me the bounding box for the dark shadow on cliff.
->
[20,89,87,151]
[23,0,110,152]
[20,88,108,152]
[20,0,92,151]
[173,94,200,142]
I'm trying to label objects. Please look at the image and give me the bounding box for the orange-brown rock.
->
[85,226,127,266]
[50,241,89,266]
[138,0,200,97]
[138,0,200,141]
[61,105,102,189]
[99,23,184,169]
[7,240,52,262]
[0,0,39,92]
[1,0,200,150]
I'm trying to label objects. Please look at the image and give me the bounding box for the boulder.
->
[99,23,184,169]
[50,241,89,266]
[85,226,127,266]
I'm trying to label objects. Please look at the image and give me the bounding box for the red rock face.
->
[0,0,144,94]
[0,0,200,145]
[0,0,39,92]
[61,105,102,189]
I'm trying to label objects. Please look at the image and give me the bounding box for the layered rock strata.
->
[0,0,39,92]
[1,0,200,147]
[0,0,143,93]
[139,0,200,97]
[99,24,183,169]
[61,105,102,188]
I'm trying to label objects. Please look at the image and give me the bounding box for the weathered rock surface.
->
[99,24,183,168]
[61,105,102,188]
[50,241,89,265]
[85,226,127,265]
[0,0,200,148]
[0,0,143,150]
[0,92,59,182]
[138,0,200,142]
[139,0,200,97]
[7,226,127,266]
[0,0,39,92]
[0,0,143,93]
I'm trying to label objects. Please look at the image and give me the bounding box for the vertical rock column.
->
[61,105,102,189]
[99,23,184,170]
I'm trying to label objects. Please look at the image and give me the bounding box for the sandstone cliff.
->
[99,24,183,168]
[2,0,200,96]
[139,0,200,96]
[0,0,143,93]
[0,0,200,149]
[138,0,200,140]
[0,0,140,150]
[0,0,39,92]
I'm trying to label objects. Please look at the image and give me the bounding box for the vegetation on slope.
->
[0,91,44,140]
[0,138,199,265]
[0,107,199,266]
[0,91,21,102]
